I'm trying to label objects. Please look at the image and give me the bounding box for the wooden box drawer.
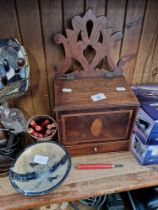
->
[66,141,130,156]
[56,107,136,155]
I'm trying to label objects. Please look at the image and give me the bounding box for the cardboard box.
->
[132,85,158,105]
[130,132,158,165]
[131,85,158,165]
[133,106,158,145]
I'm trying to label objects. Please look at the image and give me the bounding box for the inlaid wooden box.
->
[54,9,139,156]
[54,76,138,156]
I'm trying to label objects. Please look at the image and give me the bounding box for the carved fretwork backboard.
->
[54,9,133,79]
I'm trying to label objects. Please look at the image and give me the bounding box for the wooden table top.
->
[1,151,158,210]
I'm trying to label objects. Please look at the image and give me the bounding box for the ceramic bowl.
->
[9,141,71,196]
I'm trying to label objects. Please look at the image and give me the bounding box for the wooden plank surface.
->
[16,0,50,116]
[62,0,85,74]
[106,0,127,65]
[40,0,63,115]
[148,38,158,83]
[0,0,20,39]
[86,0,106,16]
[63,0,84,29]
[133,0,158,84]
[1,151,158,210]
[121,0,146,84]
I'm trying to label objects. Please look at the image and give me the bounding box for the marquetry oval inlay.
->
[90,118,103,137]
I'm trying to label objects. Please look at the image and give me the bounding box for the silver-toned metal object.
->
[0,39,30,102]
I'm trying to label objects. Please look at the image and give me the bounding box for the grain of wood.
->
[16,89,34,119]
[63,0,84,29]
[148,37,158,83]
[1,151,158,210]
[54,8,125,78]
[40,0,63,115]
[121,0,146,84]
[86,0,106,16]
[61,0,85,76]
[54,77,138,110]
[133,0,158,84]
[16,0,50,115]
[0,0,20,39]
[106,0,127,65]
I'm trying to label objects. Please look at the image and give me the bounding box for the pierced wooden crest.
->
[54,9,133,79]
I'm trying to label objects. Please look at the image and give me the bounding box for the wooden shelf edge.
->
[1,151,158,210]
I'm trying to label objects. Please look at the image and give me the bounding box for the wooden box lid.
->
[54,76,139,111]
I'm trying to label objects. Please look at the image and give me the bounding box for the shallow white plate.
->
[9,141,71,196]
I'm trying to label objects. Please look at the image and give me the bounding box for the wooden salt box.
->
[54,9,139,156]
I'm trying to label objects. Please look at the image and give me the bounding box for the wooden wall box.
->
[54,9,139,156]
